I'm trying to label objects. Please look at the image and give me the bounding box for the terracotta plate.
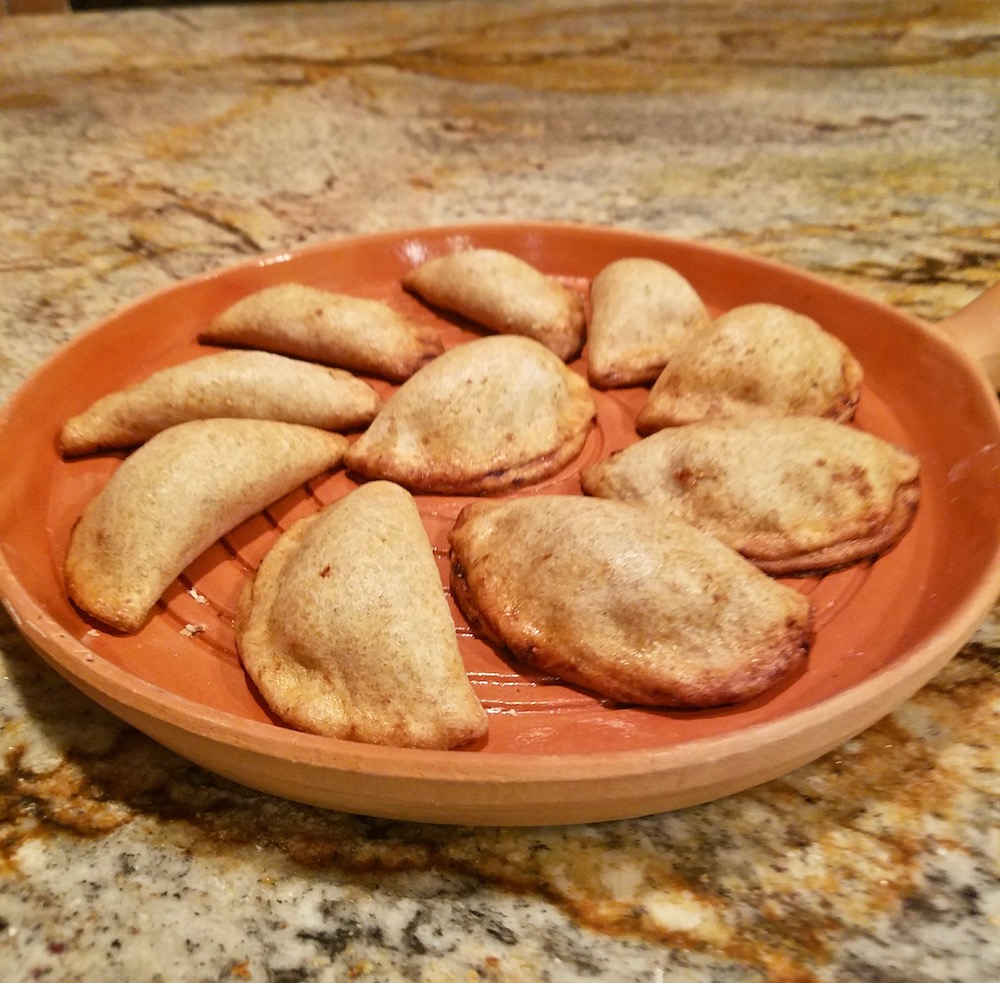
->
[2,222,999,826]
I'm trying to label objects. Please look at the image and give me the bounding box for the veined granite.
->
[1,2,999,981]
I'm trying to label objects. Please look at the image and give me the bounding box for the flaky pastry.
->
[236,481,488,749]
[59,350,380,455]
[201,282,443,382]
[582,417,920,574]
[344,335,596,495]
[65,419,347,633]
[636,303,863,433]
[402,248,586,361]
[449,495,813,708]
[587,257,710,388]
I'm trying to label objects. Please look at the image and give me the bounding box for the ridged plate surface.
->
[3,222,999,824]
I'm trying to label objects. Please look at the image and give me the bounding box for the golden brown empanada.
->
[59,350,381,455]
[200,283,443,382]
[636,303,863,433]
[235,480,487,749]
[581,417,920,574]
[449,495,812,708]
[344,335,596,495]
[65,419,348,633]
[587,257,710,388]
[402,248,586,361]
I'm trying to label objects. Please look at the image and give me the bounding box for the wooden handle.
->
[935,281,1000,390]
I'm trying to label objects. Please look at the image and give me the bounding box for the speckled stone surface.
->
[1,2,999,981]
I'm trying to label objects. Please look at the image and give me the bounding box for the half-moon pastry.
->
[402,248,586,361]
[449,495,813,708]
[636,303,863,433]
[200,283,443,382]
[59,350,381,455]
[236,480,488,749]
[344,335,596,495]
[65,419,348,633]
[581,417,920,574]
[587,257,710,389]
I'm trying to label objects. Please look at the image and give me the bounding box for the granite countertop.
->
[2,2,999,980]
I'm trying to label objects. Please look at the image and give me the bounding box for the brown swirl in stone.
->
[2,640,997,981]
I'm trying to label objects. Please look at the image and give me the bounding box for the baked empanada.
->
[344,335,596,495]
[449,496,812,708]
[581,417,920,574]
[65,419,348,633]
[236,480,487,749]
[201,283,443,382]
[587,257,710,388]
[59,350,381,455]
[402,248,586,361]
[636,303,863,433]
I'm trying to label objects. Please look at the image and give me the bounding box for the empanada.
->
[344,335,596,495]
[200,283,443,382]
[636,303,863,433]
[59,350,381,455]
[65,419,348,633]
[587,257,710,388]
[402,248,586,361]
[581,417,920,574]
[236,480,488,749]
[449,496,812,708]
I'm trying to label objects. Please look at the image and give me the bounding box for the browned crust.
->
[236,490,487,750]
[200,285,444,384]
[448,506,814,709]
[401,255,586,363]
[450,549,812,707]
[349,421,593,496]
[635,332,865,434]
[343,349,597,495]
[64,422,348,634]
[588,363,662,390]
[201,324,442,384]
[822,354,864,425]
[746,478,921,575]
[825,392,860,425]
[636,387,862,435]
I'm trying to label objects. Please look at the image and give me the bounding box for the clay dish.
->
[1,222,998,825]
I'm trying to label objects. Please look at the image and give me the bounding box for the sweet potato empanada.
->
[587,257,710,388]
[449,496,812,708]
[636,303,863,433]
[200,283,443,382]
[344,335,596,495]
[59,350,381,455]
[65,419,348,633]
[581,417,920,574]
[236,481,488,749]
[402,248,586,361]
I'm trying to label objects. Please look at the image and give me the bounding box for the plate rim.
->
[3,220,999,817]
